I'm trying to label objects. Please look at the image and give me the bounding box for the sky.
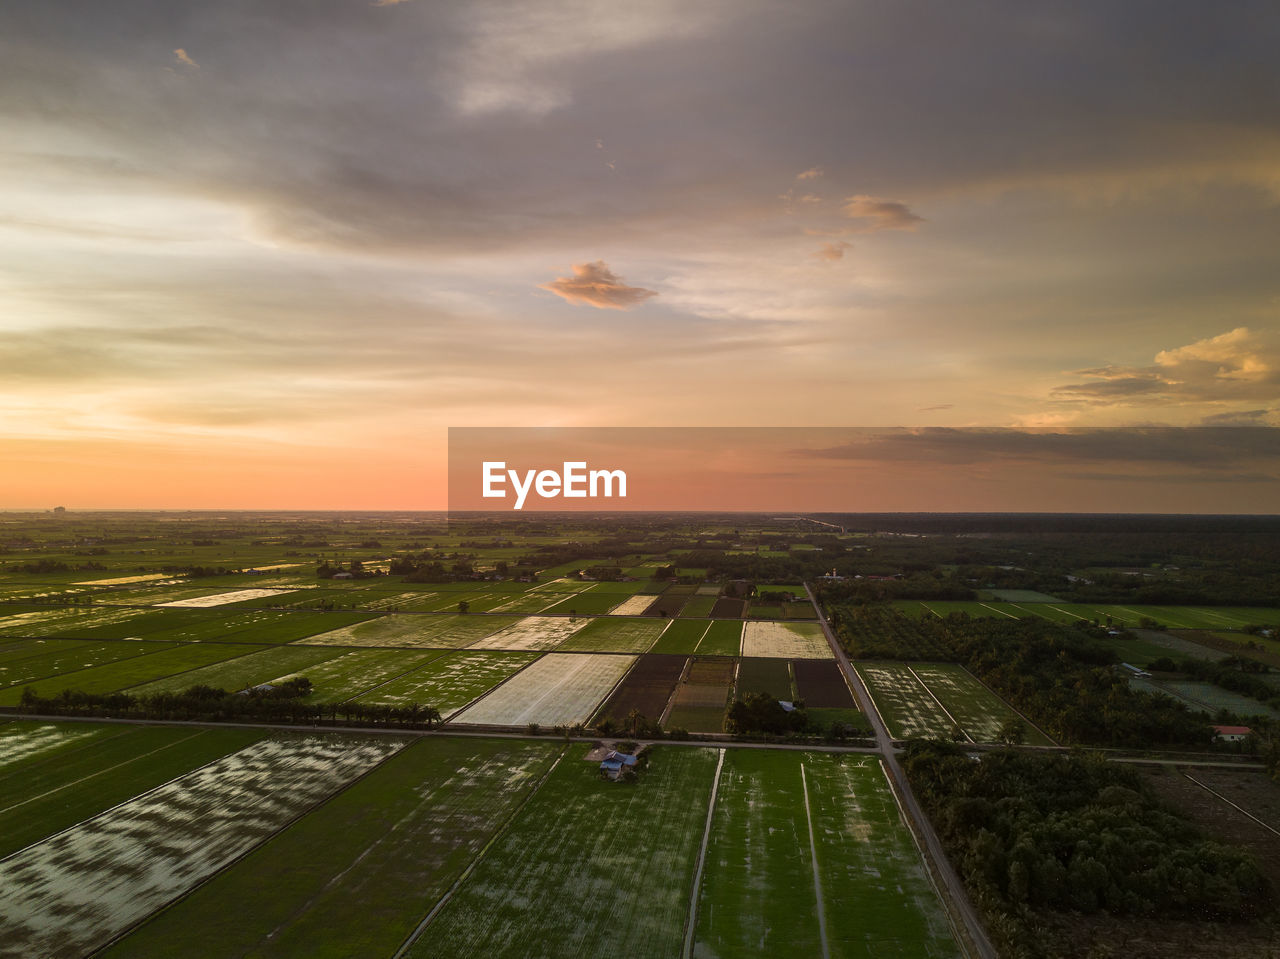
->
[1,1,1278,510]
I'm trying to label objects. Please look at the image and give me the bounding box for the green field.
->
[736,656,793,698]
[104,738,561,959]
[274,648,449,703]
[679,595,718,618]
[414,746,719,958]
[895,600,1280,631]
[127,644,353,696]
[298,613,520,648]
[648,618,711,654]
[695,750,957,957]
[910,664,1054,746]
[350,649,539,716]
[0,643,265,706]
[0,640,175,689]
[695,620,743,656]
[556,616,667,653]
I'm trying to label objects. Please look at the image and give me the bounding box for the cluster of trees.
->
[827,605,954,660]
[725,692,810,736]
[316,560,384,580]
[903,741,1272,957]
[14,681,442,729]
[1165,656,1280,715]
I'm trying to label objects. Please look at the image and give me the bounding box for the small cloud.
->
[372,0,413,6]
[173,49,199,69]
[796,167,823,180]
[606,161,616,171]
[596,139,604,149]
[811,241,851,262]
[539,261,657,310]
[918,404,953,412]
[840,195,923,232]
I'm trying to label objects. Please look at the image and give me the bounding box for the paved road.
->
[805,583,999,959]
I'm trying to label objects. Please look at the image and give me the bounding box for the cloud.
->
[918,404,953,412]
[840,195,923,232]
[372,0,413,5]
[811,241,850,262]
[539,260,658,310]
[1200,408,1278,426]
[172,49,198,69]
[796,167,823,180]
[1049,328,1280,407]
[792,427,1280,471]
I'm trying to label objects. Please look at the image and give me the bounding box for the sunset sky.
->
[2,2,1278,510]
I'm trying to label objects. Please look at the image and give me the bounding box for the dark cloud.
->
[539,261,657,310]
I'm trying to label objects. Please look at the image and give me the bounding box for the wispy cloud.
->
[539,260,658,310]
[796,167,823,180]
[811,241,850,262]
[172,48,198,69]
[840,195,923,232]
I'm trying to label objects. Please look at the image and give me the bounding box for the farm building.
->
[1212,725,1252,742]
[599,750,638,781]
[1119,662,1151,678]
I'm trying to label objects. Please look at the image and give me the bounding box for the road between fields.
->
[805,583,999,959]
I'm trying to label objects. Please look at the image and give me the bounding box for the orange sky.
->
[2,4,1278,511]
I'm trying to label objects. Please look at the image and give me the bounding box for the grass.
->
[736,656,793,698]
[540,589,630,615]
[415,745,719,958]
[679,595,718,618]
[910,664,1054,746]
[0,724,268,858]
[350,649,539,716]
[665,704,726,733]
[104,738,562,959]
[300,613,521,649]
[274,648,450,703]
[648,618,710,654]
[0,643,267,706]
[694,750,958,958]
[695,620,743,656]
[127,644,353,696]
[556,616,667,653]
[0,640,175,690]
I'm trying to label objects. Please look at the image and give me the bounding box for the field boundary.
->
[681,747,725,959]
[1182,772,1280,838]
[799,762,831,959]
[957,665,1056,746]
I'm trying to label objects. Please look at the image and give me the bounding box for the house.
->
[1212,725,1252,742]
[599,750,638,781]
[332,572,355,580]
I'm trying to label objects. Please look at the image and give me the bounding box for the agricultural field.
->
[300,613,519,649]
[469,615,590,651]
[413,746,719,958]
[695,619,744,656]
[857,662,1049,745]
[693,750,958,958]
[1131,677,1280,719]
[0,640,175,690]
[350,649,539,717]
[451,652,635,727]
[895,600,1280,631]
[910,664,1054,746]
[274,648,448,703]
[0,724,268,859]
[539,587,631,616]
[855,663,962,741]
[128,644,352,696]
[0,642,268,706]
[666,656,734,733]
[0,605,152,638]
[157,587,299,607]
[103,738,562,959]
[735,656,793,698]
[680,594,719,617]
[0,734,405,959]
[556,616,667,653]
[794,659,856,708]
[649,618,713,654]
[593,653,686,725]
[609,593,659,616]
[741,620,831,659]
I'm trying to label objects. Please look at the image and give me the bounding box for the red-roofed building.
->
[1212,725,1252,742]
